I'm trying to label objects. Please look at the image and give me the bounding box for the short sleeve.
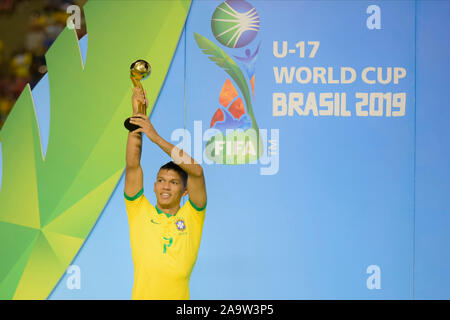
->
[188,198,206,224]
[188,198,206,212]
[124,188,145,219]
[186,198,206,231]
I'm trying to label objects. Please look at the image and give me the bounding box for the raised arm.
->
[129,115,207,209]
[124,88,147,198]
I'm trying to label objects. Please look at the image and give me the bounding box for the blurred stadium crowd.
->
[0,0,87,129]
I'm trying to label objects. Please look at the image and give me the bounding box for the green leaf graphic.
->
[193,32,258,130]
[0,0,191,299]
[194,32,264,164]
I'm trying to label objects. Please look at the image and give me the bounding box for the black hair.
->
[159,161,188,188]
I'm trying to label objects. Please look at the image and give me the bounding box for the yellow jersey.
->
[124,188,206,300]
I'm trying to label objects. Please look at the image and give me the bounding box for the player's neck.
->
[156,202,180,216]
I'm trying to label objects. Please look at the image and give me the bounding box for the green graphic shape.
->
[0,0,191,299]
[194,32,263,164]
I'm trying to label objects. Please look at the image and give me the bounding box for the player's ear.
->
[182,188,188,197]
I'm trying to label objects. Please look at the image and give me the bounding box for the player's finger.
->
[130,118,144,125]
[132,119,147,127]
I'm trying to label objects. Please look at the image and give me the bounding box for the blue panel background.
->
[414,0,450,300]
[185,0,414,299]
[0,0,439,299]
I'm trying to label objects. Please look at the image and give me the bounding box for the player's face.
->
[154,169,187,208]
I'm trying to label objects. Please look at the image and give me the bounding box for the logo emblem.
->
[211,0,260,48]
[194,0,264,165]
[175,219,186,231]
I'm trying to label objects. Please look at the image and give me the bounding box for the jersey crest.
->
[176,219,186,231]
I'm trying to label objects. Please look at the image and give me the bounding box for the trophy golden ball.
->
[130,59,151,81]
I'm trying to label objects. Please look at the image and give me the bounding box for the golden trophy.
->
[124,59,151,131]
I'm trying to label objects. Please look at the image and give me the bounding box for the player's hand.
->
[131,87,148,114]
[129,114,159,142]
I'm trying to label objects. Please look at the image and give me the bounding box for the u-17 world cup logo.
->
[194,0,263,165]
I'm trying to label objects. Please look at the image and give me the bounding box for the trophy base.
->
[124,117,141,132]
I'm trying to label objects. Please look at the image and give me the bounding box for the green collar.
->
[155,205,180,218]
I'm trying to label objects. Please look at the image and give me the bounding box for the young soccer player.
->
[124,87,207,300]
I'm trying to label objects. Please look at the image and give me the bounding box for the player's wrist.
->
[148,132,161,143]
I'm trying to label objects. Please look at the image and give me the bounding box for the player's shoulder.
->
[124,188,153,210]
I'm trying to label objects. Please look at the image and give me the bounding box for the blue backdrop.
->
[0,0,446,299]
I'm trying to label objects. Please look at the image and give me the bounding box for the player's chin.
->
[158,195,173,205]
